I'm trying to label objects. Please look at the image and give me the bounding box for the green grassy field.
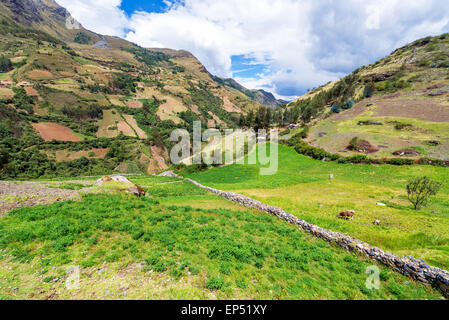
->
[0,176,443,300]
[188,144,449,269]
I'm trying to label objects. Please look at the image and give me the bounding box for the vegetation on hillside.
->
[0,182,442,300]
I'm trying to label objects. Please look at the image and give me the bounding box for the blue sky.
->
[120,0,168,15]
[58,0,449,100]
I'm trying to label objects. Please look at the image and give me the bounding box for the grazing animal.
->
[337,210,355,220]
[373,220,381,226]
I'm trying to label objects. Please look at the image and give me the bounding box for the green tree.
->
[0,56,12,73]
[406,176,442,210]
[364,82,375,98]
[74,32,92,44]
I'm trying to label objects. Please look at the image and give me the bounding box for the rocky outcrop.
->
[97,175,145,197]
[158,171,179,178]
[186,178,449,298]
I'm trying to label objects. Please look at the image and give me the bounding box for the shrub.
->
[0,56,13,73]
[406,176,442,210]
[342,99,355,110]
[331,104,341,113]
[348,137,361,151]
[363,82,375,98]
[74,32,91,44]
[206,276,224,290]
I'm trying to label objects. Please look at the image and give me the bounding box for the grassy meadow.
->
[0,175,443,300]
[188,143,449,270]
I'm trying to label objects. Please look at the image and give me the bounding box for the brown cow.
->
[337,210,355,220]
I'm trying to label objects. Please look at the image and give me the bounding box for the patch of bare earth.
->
[373,98,449,122]
[27,69,53,80]
[24,86,42,101]
[45,148,109,162]
[123,115,148,139]
[31,123,82,142]
[223,96,241,113]
[150,146,169,171]
[116,121,136,137]
[0,182,84,216]
[125,100,143,109]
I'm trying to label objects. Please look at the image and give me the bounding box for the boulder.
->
[158,171,178,178]
[96,175,146,197]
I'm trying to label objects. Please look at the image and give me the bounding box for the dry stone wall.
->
[186,178,449,298]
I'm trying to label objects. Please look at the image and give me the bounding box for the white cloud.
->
[56,0,449,99]
[56,0,128,37]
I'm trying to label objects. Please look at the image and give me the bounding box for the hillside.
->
[0,0,270,179]
[0,174,443,300]
[288,34,449,161]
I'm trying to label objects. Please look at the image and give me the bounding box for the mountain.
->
[212,76,286,109]
[287,33,449,161]
[0,0,275,178]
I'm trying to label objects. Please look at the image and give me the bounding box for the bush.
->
[74,32,91,44]
[342,99,355,110]
[331,104,341,113]
[206,276,225,290]
[406,176,442,210]
[363,82,375,98]
[0,56,13,73]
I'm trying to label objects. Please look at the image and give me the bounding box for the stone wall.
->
[186,178,449,298]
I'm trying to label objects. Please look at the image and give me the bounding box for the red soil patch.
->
[24,87,39,96]
[31,123,82,142]
[125,100,143,109]
[373,98,449,122]
[28,69,53,80]
[59,71,75,77]
[116,121,136,137]
[150,146,169,170]
[24,86,43,101]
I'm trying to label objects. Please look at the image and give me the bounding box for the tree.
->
[406,176,442,210]
[363,82,375,98]
[74,32,92,44]
[0,57,12,73]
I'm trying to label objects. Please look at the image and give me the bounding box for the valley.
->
[0,0,448,301]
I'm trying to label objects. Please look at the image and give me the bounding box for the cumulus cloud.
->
[56,0,449,99]
[56,0,128,37]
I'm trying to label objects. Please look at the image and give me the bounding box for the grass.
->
[0,189,442,300]
[188,143,449,269]
[47,183,86,190]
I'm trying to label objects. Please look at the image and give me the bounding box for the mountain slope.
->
[212,76,287,109]
[288,34,449,161]
[0,0,272,178]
